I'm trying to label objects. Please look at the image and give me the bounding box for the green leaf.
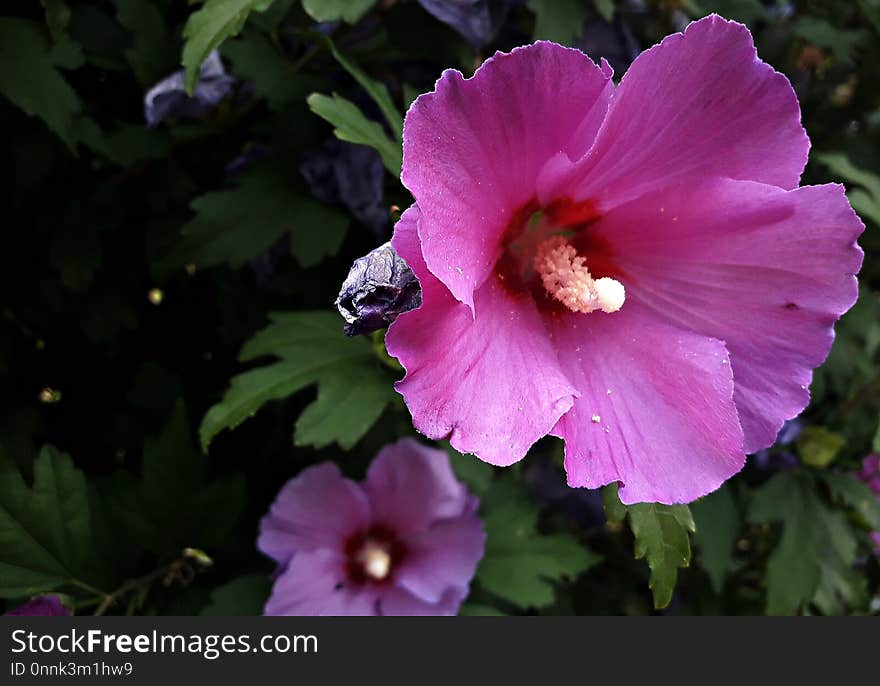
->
[698,0,766,24]
[114,0,175,84]
[815,152,880,226]
[527,0,589,46]
[447,449,494,497]
[181,0,277,93]
[476,476,600,608]
[793,17,869,63]
[627,501,695,610]
[858,0,880,34]
[459,603,506,616]
[796,426,845,469]
[109,403,245,556]
[602,482,627,525]
[307,92,402,175]
[822,472,880,531]
[326,42,403,142]
[593,0,616,23]
[159,168,348,274]
[691,485,739,594]
[0,446,91,598]
[748,471,861,615]
[222,31,319,111]
[200,573,272,616]
[0,18,83,150]
[301,0,378,24]
[41,0,72,42]
[200,312,396,452]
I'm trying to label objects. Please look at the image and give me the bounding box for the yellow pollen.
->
[533,236,625,314]
[358,544,392,581]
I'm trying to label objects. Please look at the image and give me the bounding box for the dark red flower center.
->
[494,197,623,314]
[343,525,407,585]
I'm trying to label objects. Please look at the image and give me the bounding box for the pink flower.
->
[5,595,70,616]
[258,439,485,615]
[387,15,864,504]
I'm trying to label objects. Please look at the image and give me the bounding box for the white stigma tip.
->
[591,414,601,423]
[534,236,624,315]
[360,546,392,581]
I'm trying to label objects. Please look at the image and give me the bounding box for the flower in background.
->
[525,458,605,528]
[258,439,485,615]
[336,242,422,336]
[299,139,389,238]
[5,595,70,616]
[752,418,804,471]
[855,454,880,553]
[387,15,863,504]
[144,51,236,127]
[417,0,511,47]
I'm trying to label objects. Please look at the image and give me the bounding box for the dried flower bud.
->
[335,242,422,336]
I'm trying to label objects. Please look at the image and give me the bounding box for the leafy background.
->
[1,0,879,616]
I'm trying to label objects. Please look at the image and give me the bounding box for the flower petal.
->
[264,549,377,616]
[395,515,486,603]
[587,178,863,453]
[539,15,809,209]
[377,585,467,616]
[550,303,746,504]
[258,463,370,567]
[364,438,473,535]
[387,206,577,466]
[402,41,613,309]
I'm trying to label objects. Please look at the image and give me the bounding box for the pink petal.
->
[364,438,473,536]
[590,178,863,453]
[539,15,809,210]
[264,549,378,616]
[402,41,613,309]
[395,515,486,603]
[257,463,370,567]
[549,303,746,505]
[387,206,577,466]
[377,586,467,616]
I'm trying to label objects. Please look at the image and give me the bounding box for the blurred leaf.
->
[691,484,739,594]
[448,449,494,497]
[159,168,348,274]
[627,501,695,610]
[0,18,83,150]
[200,573,271,615]
[114,0,174,84]
[815,152,880,226]
[181,0,277,93]
[857,0,880,35]
[822,472,880,531]
[697,0,766,24]
[793,17,868,63]
[527,0,588,45]
[41,0,71,42]
[200,312,396,451]
[593,0,615,23]
[326,42,403,142]
[76,120,170,167]
[307,92,402,174]
[796,426,845,469]
[0,446,91,598]
[459,603,506,616]
[476,476,600,608]
[601,482,627,525]
[301,0,378,24]
[222,30,318,110]
[109,403,245,556]
[748,471,860,615]
[873,415,880,452]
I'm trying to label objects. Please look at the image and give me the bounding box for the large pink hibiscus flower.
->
[385,15,864,504]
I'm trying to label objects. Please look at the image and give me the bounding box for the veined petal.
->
[402,41,613,309]
[387,206,577,466]
[550,304,746,505]
[586,178,863,453]
[539,15,809,210]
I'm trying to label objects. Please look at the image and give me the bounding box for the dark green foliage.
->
[1,0,879,616]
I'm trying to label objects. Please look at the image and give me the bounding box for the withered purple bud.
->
[335,242,422,336]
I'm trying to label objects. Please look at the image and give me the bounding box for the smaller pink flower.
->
[5,595,70,616]
[258,439,486,616]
